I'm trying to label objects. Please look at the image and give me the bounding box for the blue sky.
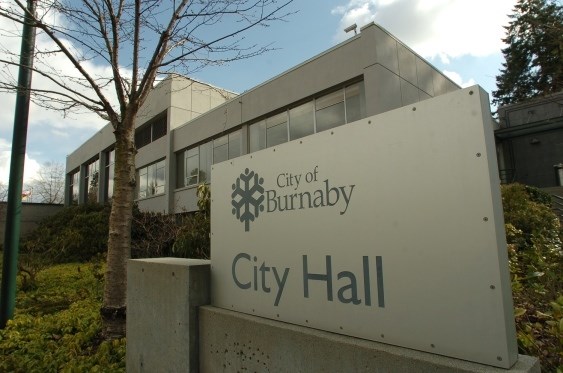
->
[0,0,516,184]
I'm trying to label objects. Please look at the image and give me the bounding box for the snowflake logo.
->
[231,168,265,231]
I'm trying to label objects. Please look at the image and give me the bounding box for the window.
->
[289,102,314,140]
[266,112,288,147]
[228,130,241,159]
[135,113,167,150]
[85,158,100,203]
[176,129,241,188]
[213,135,228,164]
[135,126,152,149]
[249,120,266,153]
[185,147,199,187]
[69,170,79,204]
[105,149,115,200]
[315,90,345,133]
[213,130,242,165]
[199,141,212,183]
[152,117,167,141]
[137,159,166,199]
[345,81,366,123]
[248,80,366,154]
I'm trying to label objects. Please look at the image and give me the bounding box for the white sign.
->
[211,86,517,368]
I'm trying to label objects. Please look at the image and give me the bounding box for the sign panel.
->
[211,87,517,368]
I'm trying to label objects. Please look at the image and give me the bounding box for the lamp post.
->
[0,0,36,328]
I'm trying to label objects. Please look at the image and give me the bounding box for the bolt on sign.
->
[211,86,518,368]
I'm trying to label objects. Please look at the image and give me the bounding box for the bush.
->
[172,184,210,259]
[130,206,178,259]
[0,262,125,372]
[502,183,563,372]
[21,203,110,264]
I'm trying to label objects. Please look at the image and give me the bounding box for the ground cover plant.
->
[502,184,563,372]
[0,260,125,372]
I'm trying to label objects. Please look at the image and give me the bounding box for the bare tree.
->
[0,182,7,202]
[0,0,293,338]
[30,161,64,204]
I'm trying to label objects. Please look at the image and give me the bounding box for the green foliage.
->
[0,262,125,372]
[493,0,563,107]
[502,183,563,371]
[21,203,110,264]
[173,184,211,259]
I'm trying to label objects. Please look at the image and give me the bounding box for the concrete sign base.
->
[200,306,539,373]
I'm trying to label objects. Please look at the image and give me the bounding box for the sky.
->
[0,0,517,185]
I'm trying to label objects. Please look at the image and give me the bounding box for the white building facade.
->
[65,23,460,213]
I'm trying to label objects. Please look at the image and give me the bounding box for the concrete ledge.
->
[127,258,210,373]
[199,306,540,373]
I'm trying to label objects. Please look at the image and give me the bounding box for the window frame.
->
[137,159,166,199]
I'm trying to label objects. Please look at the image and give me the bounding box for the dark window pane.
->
[249,121,266,152]
[345,81,366,123]
[316,90,345,132]
[186,148,199,186]
[316,90,344,111]
[176,151,185,188]
[147,164,156,196]
[135,125,151,149]
[199,141,212,183]
[266,113,287,147]
[155,160,166,195]
[152,117,167,140]
[228,130,241,159]
[138,168,148,198]
[289,102,314,140]
[213,135,228,164]
[316,101,345,132]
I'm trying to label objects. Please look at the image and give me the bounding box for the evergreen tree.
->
[493,0,563,107]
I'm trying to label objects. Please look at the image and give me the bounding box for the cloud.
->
[442,70,476,88]
[332,0,515,61]
[0,2,128,171]
[0,4,127,125]
[0,138,41,184]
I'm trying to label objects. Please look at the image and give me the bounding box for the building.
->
[65,22,460,213]
[495,90,563,188]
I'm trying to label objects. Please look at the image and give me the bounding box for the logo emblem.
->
[231,168,265,231]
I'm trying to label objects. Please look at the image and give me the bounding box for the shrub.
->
[0,262,125,372]
[502,183,563,372]
[172,184,210,259]
[21,203,110,264]
[130,206,178,259]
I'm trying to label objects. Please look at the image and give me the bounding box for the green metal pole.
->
[0,0,36,329]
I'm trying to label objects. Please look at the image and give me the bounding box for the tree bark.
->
[101,115,136,339]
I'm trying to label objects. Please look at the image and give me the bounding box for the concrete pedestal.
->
[126,258,210,373]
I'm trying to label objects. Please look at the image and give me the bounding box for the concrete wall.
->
[126,259,540,373]
[507,129,563,187]
[498,91,563,128]
[495,91,563,187]
[199,306,539,373]
[0,202,64,244]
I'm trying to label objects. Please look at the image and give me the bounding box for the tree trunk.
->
[101,116,136,339]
